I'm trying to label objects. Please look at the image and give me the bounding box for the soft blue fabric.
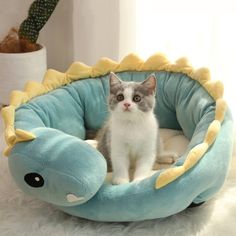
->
[8,71,234,222]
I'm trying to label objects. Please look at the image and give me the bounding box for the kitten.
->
[96,72,176,185]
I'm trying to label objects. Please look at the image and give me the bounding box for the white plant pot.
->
[0,46,47,105]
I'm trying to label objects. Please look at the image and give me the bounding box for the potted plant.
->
[0,0,59,106]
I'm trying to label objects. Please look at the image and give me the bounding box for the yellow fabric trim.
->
[155,94,227,189]
[1,105,16,146]
[215,99,227,122]
[2,129,36,157]
[155,143,209,188]
[1,53,227,190]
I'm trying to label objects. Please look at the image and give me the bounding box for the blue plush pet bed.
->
[1,53,234,222]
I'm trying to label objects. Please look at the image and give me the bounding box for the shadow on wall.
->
[39,0,74,71]
[40,0,121,71]
[41,0,136,70]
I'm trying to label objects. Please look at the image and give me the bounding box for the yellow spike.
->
[204,120,221,146]
[5,126,16,146]
[175,57,190,66]
[155,166,185,189]
[192,67,211,84]
[142,53,170,71]
[215,98,227,122]
[10,90,29,107]
[15,129,36,142]
[66,62,92,80]
[204,80,224,100]
[24,81,45,99]
[1,105,15,127]
[1,105,16,145]
[3,146,13,157]
[183,143,209,170]
[43,69,67,91]
[117,53,144,71]
[92,57,119,77]
[43,69,65,82]
[155,142,209,189]
[172,57,194,75]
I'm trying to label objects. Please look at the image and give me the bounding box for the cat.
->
[96,72,177,185]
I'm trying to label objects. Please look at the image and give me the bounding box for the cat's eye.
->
[133,95,141,103]
[116,94,124,102]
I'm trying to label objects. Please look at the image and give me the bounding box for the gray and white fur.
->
[96,72,176,185]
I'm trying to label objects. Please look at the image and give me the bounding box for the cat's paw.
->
[157,152,179,164]
[133,172,153,182]
[133,176,147,183]
[85,139,98,149]
[112,177,129,185]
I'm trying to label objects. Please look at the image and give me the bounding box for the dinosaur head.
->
[8,128,107,206]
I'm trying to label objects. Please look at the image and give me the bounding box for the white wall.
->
[118,0,136,62]
[73,0,136,66]
[39,0,74,71]
[0,0,33,40]
[72,0,120,66]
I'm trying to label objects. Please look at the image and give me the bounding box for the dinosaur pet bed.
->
[1,53,234,222]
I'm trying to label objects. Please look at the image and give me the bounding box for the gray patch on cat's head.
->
[109,72,123,94]
[139,74,157,96]
[133,88,156,112]
[109,91,123,111]
[109,72,124,110]
[108,72,157,112]
[133,74,157,112]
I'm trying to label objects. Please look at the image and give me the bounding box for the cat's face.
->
[109,72,157,115]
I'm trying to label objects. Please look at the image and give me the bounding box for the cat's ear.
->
[141,74,157,95]
[109,72,122,86]
[109,72,122,93]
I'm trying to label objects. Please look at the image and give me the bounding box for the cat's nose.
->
[124,102,131,108]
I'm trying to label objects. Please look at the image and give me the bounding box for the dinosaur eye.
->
[133,95,141,102]
[116,94,124,102]
[24,173,44,188]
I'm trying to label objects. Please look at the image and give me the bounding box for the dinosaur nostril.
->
[66,193,85,203]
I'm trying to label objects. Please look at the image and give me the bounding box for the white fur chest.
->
[110,112,158,159]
